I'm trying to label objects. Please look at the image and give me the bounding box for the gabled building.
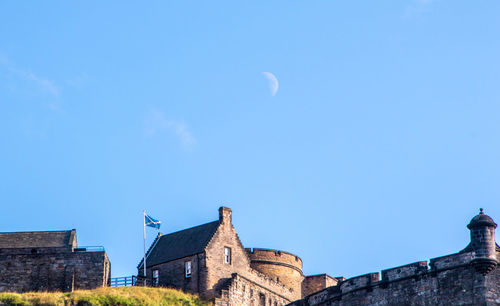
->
[139,207,336,305]
[0,229,111,292]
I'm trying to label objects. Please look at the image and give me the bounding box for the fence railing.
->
[74,246,105,252]
[110,276,138,287]
[110,276,154,287]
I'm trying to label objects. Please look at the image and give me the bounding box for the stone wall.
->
[485,260,500,304]
[215,273,291,306]
[73,251,111,290]
[145,253,206,294]
[0,248,110,292]
[302,274,339,297]
[288,251,500,305]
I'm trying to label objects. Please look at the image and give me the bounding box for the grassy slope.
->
[0,287,211,306]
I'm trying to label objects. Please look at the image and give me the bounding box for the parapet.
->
[340,273,379,292]
[381,261,428,282]
[429,252,474,271]
[246,248,303,272]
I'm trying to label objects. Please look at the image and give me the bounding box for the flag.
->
[145,213,161,229]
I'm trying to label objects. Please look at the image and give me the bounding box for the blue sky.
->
[1,1,499,278]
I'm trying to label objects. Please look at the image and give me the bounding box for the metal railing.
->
[110,276,154,287]
[110,276,138,287]
[74,246,105,252]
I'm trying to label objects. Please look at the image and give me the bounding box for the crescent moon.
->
[262,72,279,96]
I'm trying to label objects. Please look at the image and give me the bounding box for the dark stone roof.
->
[467,209,497,229]
[0,230,76,248]
[141,221,220,268]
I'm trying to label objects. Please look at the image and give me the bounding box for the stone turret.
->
[246,248,304,300]
[467,208,498,275]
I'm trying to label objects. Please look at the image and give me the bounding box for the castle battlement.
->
[381,261,428,282]
[318,251,477,296]
[290,209,500,305]
[429,251,474,270]
[246,248,303,273]
[340,273,379,292]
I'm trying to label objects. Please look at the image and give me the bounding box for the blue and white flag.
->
[145,213,161,229]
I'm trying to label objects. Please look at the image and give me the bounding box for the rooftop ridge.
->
[0,229,75,234]
[160,220,218,237]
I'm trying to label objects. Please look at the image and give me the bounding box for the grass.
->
[0,287,211,306]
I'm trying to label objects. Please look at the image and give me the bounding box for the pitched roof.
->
[141,221,220,268]
[0,230,76,248]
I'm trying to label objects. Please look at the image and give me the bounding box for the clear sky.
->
[1,1,499,279]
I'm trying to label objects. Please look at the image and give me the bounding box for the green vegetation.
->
[0,287,211,306]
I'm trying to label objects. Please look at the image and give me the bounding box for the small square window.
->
[185,261,192,278]
[224,247,231,264]
[152,270,159,286]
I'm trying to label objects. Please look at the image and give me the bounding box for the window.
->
[224,247,231,264]
[152,270,159,286]
[185,261,192,278]
[259,293,266,306]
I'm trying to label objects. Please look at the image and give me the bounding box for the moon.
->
[262,72,279,96]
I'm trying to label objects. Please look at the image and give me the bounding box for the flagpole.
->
[143,210,146,285]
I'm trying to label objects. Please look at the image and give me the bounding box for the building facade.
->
[0,229,111,292]
[140,207,500,305]
[139,207,338,305]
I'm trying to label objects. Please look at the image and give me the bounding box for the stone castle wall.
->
[0,248,110,292]
[139,207,500,305]
[302,274,339,298]
[289,251,500,305]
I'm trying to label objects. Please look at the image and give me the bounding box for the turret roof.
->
[467,208,497,229]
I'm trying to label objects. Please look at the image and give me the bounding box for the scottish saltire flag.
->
[145,213,161,229]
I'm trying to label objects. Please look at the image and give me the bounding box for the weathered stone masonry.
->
[289,209,500,306]
[141,207,500,305]
[0,229,110,292]
[139,207,337,305]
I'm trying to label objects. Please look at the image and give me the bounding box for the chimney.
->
[219,207,232,224]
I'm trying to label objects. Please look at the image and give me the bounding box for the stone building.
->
[139,207,338,305]
[289,209,500,305]
[0,229,111,292]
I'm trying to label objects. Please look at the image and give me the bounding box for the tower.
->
[246,248,304,300]
[467,208,498,275]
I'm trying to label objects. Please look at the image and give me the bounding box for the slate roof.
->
[140,221,220,268]
[0,230,76,248]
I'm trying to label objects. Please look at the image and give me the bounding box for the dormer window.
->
[224,247,231,264]
[185,261,192,278]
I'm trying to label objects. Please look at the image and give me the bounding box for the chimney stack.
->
[219,207,232,225]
